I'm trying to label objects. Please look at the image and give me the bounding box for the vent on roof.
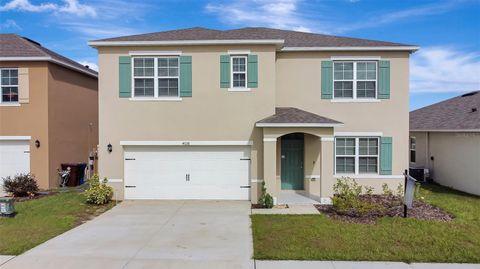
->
[461,91,478,97]
[22,37,42,47]
[471,108,478,113]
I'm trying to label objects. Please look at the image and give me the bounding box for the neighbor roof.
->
[410,91,480,131]
[89,27,418,51]
[0,34,97,77]
[256,107,343,127]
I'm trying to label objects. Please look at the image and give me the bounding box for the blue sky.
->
[1,0,479,110]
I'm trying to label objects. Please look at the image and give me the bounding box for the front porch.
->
[256,107,344,205]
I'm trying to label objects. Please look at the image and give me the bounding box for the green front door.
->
[281,134,304,190]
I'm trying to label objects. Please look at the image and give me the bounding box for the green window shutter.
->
[321,61,333,99]
[378,60,390,99]
[247,54,258,88]
[180,56,192,97]
[220,55,230,88]
[380,137,393,175]
[119,56,132,98]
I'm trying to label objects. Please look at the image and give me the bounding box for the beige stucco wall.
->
[97,46,409,201]
[414,131,480,196]
[275,51,408,191]
[0,61,50,188]
[97,45,277,198]
[0,61,98,189]
[47,63,98,187]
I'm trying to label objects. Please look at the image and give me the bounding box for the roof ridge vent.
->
[22,37,42,47]
[461,91,478,97]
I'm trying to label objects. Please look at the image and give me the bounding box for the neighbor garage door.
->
[124,146,250,200]
[0,139,30,195]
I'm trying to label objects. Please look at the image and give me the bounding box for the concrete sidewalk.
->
[0,256,14,267]
[256,261,480,269]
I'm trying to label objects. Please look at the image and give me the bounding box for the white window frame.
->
[131,56,180,100]
[410,136,416,163]
[0,68,19,104]
[333,61,377,100]
[335,137,380,175]
[230,55,248,90]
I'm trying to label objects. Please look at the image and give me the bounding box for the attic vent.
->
[472,108,478,113]
[461,91,478,97]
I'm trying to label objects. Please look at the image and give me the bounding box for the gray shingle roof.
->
[0,34,97,77]
[92,27,414,48]
[410,91,480,131]
[257,107,342,125]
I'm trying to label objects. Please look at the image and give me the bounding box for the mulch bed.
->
[315,194,454,224]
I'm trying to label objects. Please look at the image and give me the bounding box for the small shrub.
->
[332,177,383,216]
[396,183,404,197]
[84,174,113,205]
[2,173,39,197]
[258,181,274,208]
[382,183,394,196]
[364,186,374,195]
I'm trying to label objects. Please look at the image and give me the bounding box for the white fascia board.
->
[256,123,344,128]
[335,132,384,137]
[0,57,97,78]
[0,136,31,140]
[281,46,420,52]
[120,140,253,146]
[227,50,251,55]
[410,129,480,133]
[88,39,285,47]
[129,51,182,56]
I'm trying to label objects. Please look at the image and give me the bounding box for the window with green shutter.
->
[119,56,132,98]
[378,60,391,99]
[321,61,333,99]
[380,137,393,175]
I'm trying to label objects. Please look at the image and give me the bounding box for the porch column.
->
[263,137,278,198]
[320,136,335,201]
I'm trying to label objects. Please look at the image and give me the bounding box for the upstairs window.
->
[231,56,247,88]
[133,57,179,98]
[1,68,19,103]
[333,61,377,99]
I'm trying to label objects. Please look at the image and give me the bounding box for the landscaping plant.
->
[2,173,39,197]
[84,174,113,205]
[258,181,274,208]
[332,177,383,217]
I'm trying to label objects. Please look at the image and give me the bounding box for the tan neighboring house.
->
[89,27,418,203]
[0,34,98,194]
[410,91,480,196]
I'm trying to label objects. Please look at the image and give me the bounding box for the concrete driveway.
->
[1,200,253,269]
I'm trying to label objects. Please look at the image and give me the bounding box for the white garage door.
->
[124,146,250,200]
[0,140,31,196]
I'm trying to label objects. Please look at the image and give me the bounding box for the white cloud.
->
[0,0,96,17]
[205,0,323,33]
[411,47,480,93]
[61,22,139,38]
[0,19,21,30]
[78,61,98,72]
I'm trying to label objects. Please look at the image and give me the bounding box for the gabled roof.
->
[0,34,97,77]
[256,107,343,127]
[89,27,418,51]
[410,91,480,131]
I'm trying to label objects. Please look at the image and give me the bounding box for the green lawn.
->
[251,184,480,263]
[0,190,115,255]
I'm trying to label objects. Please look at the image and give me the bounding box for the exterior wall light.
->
[107,143,113,153]
[35,140,40,148]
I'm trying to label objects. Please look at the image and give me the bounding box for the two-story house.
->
[0,34,98,194]
[89,27,417,203]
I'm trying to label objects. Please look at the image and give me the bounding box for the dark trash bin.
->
[77,163,87,185]
[61,163,80,187]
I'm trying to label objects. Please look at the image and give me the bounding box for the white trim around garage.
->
[0,136,31,140]
[119,140,254,146]
[256,123,344,128]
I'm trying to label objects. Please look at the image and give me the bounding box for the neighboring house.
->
[0,34,98,194]
[89,27,417,203]
[410,91,480,196]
